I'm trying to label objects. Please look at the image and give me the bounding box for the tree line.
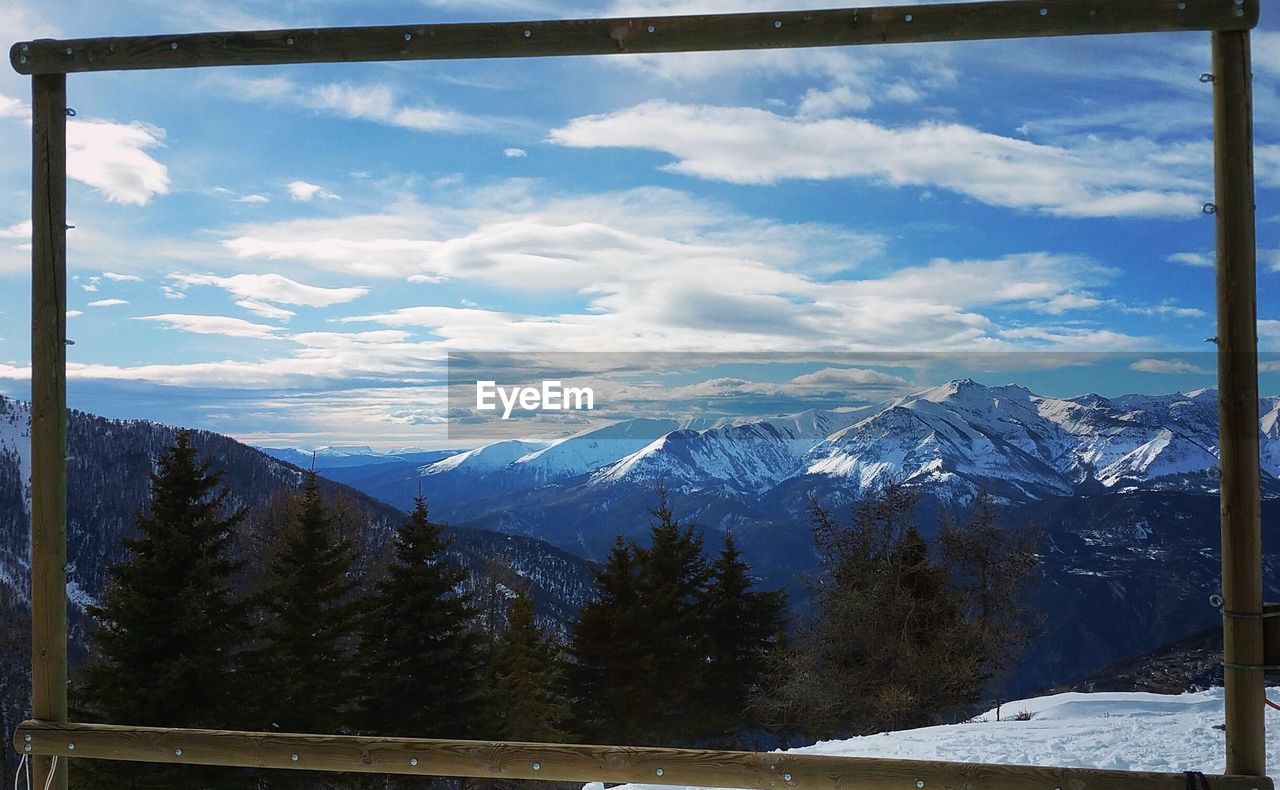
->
[71,431,1039,788]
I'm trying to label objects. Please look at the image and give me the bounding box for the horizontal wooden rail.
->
[10,0,1259,75]
[12,720,1275,790]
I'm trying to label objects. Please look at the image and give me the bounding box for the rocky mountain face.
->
[0,395,595,762]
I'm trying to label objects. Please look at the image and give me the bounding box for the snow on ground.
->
[586,688,1280,790]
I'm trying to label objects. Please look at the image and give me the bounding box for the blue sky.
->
[0,0,1278,449]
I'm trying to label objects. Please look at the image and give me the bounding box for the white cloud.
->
[235,299,297,321]
[102,271,142,282]
[287,180,341,202]
[227,77,484,134]
[135,313,283,339]
[671,367,911,400]
[171,272,368,308]
[0,219,30,239]
[87,298,127,307]
[1121,303,1206,319]
[67,119,171,205]
[1260,320,1280,349]
[224,187,1140,353]
[1129,358,1212,375]
[0,94,29,119]
[549,101,1202,218]
[503,148,528,158]
[66,310,82,318]
[1167,251,1213,268]
[236,194,270,204]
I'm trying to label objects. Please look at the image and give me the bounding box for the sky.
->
[0,0,1278,449]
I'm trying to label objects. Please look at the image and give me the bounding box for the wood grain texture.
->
[12,721,1276,790]
[10,0,1259,75]
[28,74,68,790]
[1212,29,1266,779]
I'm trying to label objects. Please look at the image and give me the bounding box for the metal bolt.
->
[19,55,27,64]
[404,33,413,41]
[1202,202,1217,215]
[286,37,295,45]
[1039,7,1048,15]
[291,754,299,762]
[647,25,655,32]
[175,748,183,756]
[23,744,31,753]
[656,769,665,777]
[784,773,793,782]
[21,42,29,50]
[410,758,419,766]
[774,20,782,28]
[24,734,31,742]
[1177,2,1186,8]
[915,781,925,789]
[68,743,75,750]
[170,42,178,50]
[904,14,913,22]
[64,47,72,54]
[532,763,541,771]
[523,29,532,38]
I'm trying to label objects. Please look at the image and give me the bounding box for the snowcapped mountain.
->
[257,444,455,469]
[365,380,1277,528]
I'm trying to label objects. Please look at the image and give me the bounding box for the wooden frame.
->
[10,1,1268,788]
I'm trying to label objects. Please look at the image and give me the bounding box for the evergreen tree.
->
[627,491,713,745]
[567,492,790,747]
[482,588,570,742]
[701,533,787,747]
[358,496,482,740]
[563,536,644,743]
[78,430,252,788]
[253,470,362,738]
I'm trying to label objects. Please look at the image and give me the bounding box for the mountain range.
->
[2,379,1278,751]
[315,379,1280,694]
[320,379,1280,558]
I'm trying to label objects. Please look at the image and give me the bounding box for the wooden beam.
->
[13,721,1276,790]
[9,0,1259,76]
[29,74,69,790]
[1212,28,1266,780]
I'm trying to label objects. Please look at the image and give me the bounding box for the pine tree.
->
[628,491,713,745]
[701,533,787,747]
[78,430,252,788]
[482,588,569,742]
[358,496,482,740]
[563,536,644,743]
[566,491,717,746]
[253,471,362,738]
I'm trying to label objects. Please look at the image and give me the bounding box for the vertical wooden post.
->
[1212,29,1265,779]
[30,73,69,790]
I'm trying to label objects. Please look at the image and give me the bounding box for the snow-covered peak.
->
[421,438,551,476]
